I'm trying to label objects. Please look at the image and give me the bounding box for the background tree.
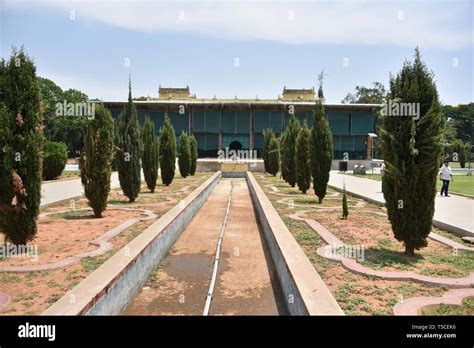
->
[42,140,67,180]
[443,103,473,143]
[282,114,300,187]
[379,48,443,256]
[141,115,159,192]
[80,104,115,217]
[189,134,198,176]
[267,135,280,176]
[0,48,44,245]
[115,79,142,202]
[295,122,311,194]
[159,113,176,186]
[310,100,333,203]
[453,139,466,168]
[178,131,191,178]
[341,82,387,104]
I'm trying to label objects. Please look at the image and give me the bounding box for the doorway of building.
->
[229,140,243,152]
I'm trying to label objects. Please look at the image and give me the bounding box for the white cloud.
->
[5,0,473,50]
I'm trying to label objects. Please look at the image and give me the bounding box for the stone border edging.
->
[246,171,344,315]
[393,288,474,315]
[288,210,474,287]
[0,207,156,272]
[42,171,222,315]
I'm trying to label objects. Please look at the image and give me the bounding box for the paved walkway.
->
[328,171,474,236]
[40,172,120,207]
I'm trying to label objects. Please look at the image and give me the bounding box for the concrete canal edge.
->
[43,171,222,315]
[246,172,344,315]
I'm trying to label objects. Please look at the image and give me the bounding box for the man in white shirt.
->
[439,160,454,197]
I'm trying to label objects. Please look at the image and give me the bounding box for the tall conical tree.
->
[80,104,115,217]
[262,128,274,173]
[379,48,443,256]
[267,135,280,176]
[280,130,288,182]
[283,114,300,187]
[189,134,198,175]
[296,122,311,194]
[159,113,176,186]
[178,131,191,178]
[310,100,333,203]
[141,115,159,192]
[115,78,142,202]
[0,48,44,245]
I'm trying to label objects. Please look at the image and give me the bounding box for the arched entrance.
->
[229,140,243,152]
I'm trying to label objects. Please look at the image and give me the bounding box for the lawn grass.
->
[347,173,474,197]
[420,297,474,315]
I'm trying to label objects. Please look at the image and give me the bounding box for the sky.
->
[1,0,473,105]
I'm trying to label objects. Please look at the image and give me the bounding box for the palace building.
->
[104,86,380,159]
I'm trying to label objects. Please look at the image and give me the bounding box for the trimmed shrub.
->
[159,113,176,186]
[142,115,159,192]
[189,134,198,175]
[43,140,67,180]
[267,135,280,176]
[80,104,115,217]
[178,131,191,178]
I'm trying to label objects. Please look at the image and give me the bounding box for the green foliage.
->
[342,188,349,219]
[379,48,443,256]
[141,115,159,192]
[310,100,333,203]
[115,79,142,202]
[37,77,89,156]
[267,136,280,176]
[453,139,466,168]
[42,140,67,180]
[342,82,387,104]
[178,131,191,178]
[443,103,474,143]
[262,128,274,173]
[159,113,177,186]
[295,122,311,194]
[281,114,300,187]
[189,134,198,176]
[0,47,44,245]
[80,104,115,217]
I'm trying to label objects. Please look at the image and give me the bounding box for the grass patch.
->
[421,297,474,315]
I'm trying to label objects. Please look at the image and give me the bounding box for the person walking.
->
[439,160,453,197]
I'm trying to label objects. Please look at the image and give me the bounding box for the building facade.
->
[104,87,380,159]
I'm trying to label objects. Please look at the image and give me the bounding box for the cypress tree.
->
[0,48,44,245]
[295,122,311,194]
[284,114,300,187]
[262,128,274,173]
[267,135,280,176]
[379,48,443,256]
[141,115,159,192]
[189,134,198,175]
[310,100,333,203]
[178,131,191,178]
[342,186,349,219]
[115,79,142,202]
[80,104,115,217]
[455,139,466,168]
[159,113,176,186]
[280,130,288,182]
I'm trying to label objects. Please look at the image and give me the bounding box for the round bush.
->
[43,140,68,180]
